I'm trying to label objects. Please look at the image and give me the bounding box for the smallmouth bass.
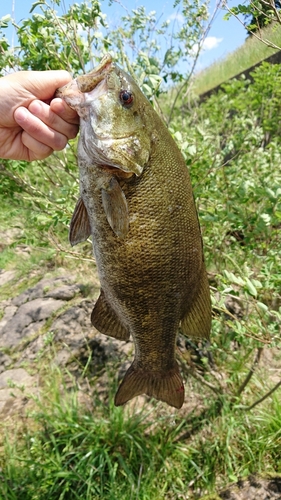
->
[56,54,211,409]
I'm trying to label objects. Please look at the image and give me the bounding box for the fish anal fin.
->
[102,177,129,239]
[114,362,184,409]
[69,197,91,246]
[181,268,211,340]
[91,291,130,341]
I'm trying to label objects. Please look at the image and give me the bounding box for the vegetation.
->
[193,22,281,95]
[225,0,281,48]
[1,368,281,499]
[243,0,281,34]
[0,0,280,499]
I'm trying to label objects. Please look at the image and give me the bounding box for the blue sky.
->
[0,0,247,71]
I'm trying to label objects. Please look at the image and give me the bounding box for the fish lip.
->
[76,53,113,93]
[55,79,80,100]
[55,54,113,99]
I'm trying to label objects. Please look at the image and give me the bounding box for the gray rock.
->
[53,348,72,366]
[0,304,18,331]
[0,368,34,389]
[52,300,93,341]
[1,298,65,348]
[0,270,16,287]
[0,273,134,414]
[0,352,12,374]
[11,277,77,307]
[46,284,81,301]
[15,334,46,364]
[21,321,45,338]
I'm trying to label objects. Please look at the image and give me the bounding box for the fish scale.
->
[56,54,211,409]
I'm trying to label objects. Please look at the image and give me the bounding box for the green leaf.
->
[245,278,258,297]
[256,301,268,312]
[30,1,46,13]
[186,145,196,156]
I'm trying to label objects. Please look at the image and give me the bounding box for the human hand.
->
[0,70,79,161]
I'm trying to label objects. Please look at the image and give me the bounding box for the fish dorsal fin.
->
[180,268,211,340]
[69,197,91,246]
[102,177,129,239]
[91,290,130,341]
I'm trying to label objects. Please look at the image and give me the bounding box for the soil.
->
[202,474,281,500]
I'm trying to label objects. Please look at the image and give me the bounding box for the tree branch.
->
[236,347,263,396]
[247,379,281,410]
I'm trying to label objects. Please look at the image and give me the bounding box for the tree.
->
[244,0,281,35]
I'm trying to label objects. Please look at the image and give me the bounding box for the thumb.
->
[23,70,73,102]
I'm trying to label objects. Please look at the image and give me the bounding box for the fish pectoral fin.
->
[114,362,184,409]
[101,177,129,239]
[91,290,130,341]
[180,268,212,340]
[69,197,91,246]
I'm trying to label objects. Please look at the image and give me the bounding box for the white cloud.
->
[168,12,184,24]
[191,36,223,56]
[203,36,223,50]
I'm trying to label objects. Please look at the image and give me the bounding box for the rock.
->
[0,368,34,389]
[0,274,125,417]
[21,297,65,323]
[52,300,94,342]
[0,368,37,416]
[0,270,16,287]
[0,276,86,349]
[12,277,77,307]
[0,304,18,331]
[15,334,46,364]
[20,321,46,338]
[53,348,72,366]
[48,299,133,386]
[45,284,81,301]
[0,352,12,374]
[1,298,65,348]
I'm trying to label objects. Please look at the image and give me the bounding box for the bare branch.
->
[236,347,263,396]
[247,379,281,410]
[167,0,224,124]
[48,230,95,263]
[186,366,222,395]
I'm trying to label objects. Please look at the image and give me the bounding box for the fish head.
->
[56,54,154,176]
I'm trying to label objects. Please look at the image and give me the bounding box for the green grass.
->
[193,23,281,95]
[0,367,280,500]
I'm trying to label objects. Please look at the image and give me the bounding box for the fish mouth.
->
[76,53,113,93]
[55,53,114,109]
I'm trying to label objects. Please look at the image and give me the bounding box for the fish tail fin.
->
[114,362,184,409]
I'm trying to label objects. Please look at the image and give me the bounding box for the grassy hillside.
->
[193,23,281,95]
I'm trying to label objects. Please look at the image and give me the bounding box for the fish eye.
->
[119,90,134,107]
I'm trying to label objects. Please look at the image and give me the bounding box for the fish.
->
[55,53,211,409]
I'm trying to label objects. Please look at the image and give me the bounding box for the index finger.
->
[50,98,79,125]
